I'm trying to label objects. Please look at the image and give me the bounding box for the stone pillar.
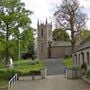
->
[41,68,47,79]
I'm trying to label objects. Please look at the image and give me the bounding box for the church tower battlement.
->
[37,19,52,59]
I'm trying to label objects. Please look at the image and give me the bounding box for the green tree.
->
[0,0,32,65]
[76,30,90,43]
[53,29,70,41]
[9,28,34,60]
[20,27,34,54]
[54,0,87,51]
[0,33,5,62]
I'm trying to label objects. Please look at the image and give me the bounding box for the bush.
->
[0,70,16,81]
[64,55,69,58]
[63,57,73,68]
[86,70,90,80]
[81,62,87,71]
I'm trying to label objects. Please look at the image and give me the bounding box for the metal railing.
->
[8,73,17,90]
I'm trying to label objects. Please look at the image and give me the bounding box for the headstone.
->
[9,58,13,68]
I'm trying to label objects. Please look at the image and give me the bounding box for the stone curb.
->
[82,76,90,84]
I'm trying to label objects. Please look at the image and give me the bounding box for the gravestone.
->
[9,58,13,68]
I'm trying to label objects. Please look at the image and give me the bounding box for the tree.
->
[79,30,90,41]
[0,0,32,65]
[9,27,34,60]
[0,31,6,62]
[54,0,87,51]
[76,29,90,43]
[20,27,35,58]
[53,29,70,41]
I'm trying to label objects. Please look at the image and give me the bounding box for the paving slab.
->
[12,75,90,90]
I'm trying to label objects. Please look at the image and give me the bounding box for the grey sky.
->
[22,0,90,29]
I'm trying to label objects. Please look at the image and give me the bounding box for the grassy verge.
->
[0,79,8,89]
[63,57,73,68]
[13,60,45,74]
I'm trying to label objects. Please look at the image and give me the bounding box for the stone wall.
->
[51,46,72,58]
[73,48,90,67]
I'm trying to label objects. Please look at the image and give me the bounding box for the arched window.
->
[87,52,89,64]
[81,52,84,64]
[41,29,43,37]
[78,54,80,65]
[75,54,77,65]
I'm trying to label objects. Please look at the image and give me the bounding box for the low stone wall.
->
[29,68,47,80]
[66,68,81,79]
[82,76,90,84]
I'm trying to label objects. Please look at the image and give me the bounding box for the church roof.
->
[51,41,71,47]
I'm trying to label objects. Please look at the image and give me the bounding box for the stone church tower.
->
[37,19,52,59]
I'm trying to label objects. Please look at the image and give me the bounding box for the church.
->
[37,19,72,59]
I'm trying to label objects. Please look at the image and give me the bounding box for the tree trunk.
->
[71,42,75,53]
[71,30,75,53]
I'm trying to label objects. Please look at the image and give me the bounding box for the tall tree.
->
[53,29,70,41]
[0,0,32,65]
[54,0,87,51]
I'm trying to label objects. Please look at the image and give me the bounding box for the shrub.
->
[86,70,90,80]
[0,69,16,81]
[81,62,87,71]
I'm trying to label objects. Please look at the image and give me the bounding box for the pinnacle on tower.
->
[45,18,48,25]
[51,20,52,27]
[37,19,39,27]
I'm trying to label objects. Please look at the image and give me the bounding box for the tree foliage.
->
[54,0,87,51]
[53,29,70,41]
[0,0,32,65]
[76,30,90,43]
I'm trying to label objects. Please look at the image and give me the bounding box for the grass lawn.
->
[63,57,73,68]
[13,59,45,73]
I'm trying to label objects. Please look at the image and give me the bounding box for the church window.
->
[41,29,43,37]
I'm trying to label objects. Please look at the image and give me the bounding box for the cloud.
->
[22,0,90,29]
[22,0,53,28]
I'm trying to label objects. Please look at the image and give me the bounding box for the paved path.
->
[44,58,65,75]
[12,75,90,90]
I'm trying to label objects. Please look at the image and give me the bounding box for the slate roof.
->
[51,41,71,47]
[74,36,90,52]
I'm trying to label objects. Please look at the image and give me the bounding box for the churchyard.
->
[0,59,45,89]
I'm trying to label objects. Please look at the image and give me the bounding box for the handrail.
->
[8,73,17,90]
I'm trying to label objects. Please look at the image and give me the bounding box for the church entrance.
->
[48,43,51,58]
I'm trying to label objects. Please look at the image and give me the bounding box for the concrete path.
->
[44,58,65,75]
[12,75,90,90]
